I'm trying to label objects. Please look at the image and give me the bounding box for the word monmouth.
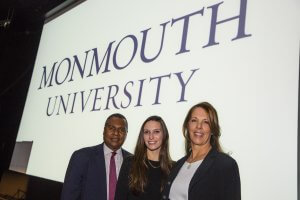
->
[37,0,251,116]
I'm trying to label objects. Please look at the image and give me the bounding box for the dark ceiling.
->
[0,0,66,91]
[0,0,66,178]
[0,0,67,37]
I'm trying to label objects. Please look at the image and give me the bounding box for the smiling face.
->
[188,107,212,149]
[143,120,163,153]
[103,116,127,151]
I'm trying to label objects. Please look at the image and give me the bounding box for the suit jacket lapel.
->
[189,148,217,191]
[87,144,129,200]
[121,148,131,159]
[94,143,107,199]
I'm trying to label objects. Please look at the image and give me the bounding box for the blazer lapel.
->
[189,148,218,190]
[169,155,189,183]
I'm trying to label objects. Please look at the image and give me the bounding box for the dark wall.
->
[0,0,66,179]
[26,176,63,200]
[0,7,43,181]
[0,1,65,199]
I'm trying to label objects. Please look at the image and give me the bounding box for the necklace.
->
[187,159,201,169]
[186,147,211,169]
[147,159,160,169]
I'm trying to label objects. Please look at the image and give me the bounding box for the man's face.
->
[103,117,127,151]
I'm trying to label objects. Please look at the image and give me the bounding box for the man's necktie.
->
[109,152,117,200]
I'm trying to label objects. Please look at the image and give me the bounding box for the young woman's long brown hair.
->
[129,115,173,194]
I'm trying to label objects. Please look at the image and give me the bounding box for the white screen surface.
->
[16,0,299,199]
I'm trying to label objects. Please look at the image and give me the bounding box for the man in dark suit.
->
[61,113,131,200]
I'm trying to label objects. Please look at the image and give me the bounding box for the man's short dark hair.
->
[105,113,128,132]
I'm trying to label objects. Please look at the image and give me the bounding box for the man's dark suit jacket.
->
[61,143,131,200]
[162,147,241,200]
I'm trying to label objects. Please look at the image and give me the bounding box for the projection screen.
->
[13,0,299,199]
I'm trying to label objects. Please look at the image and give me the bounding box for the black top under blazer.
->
[162,147,241,200]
